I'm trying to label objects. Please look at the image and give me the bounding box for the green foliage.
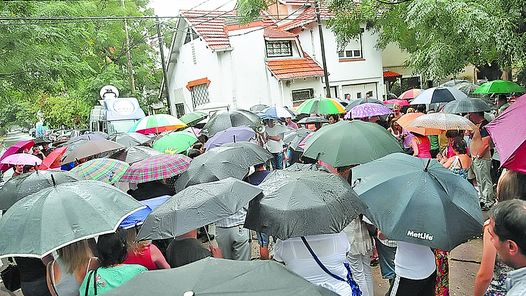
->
[0,0,162,129]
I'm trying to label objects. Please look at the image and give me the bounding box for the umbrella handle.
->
[204,227,213,248]
[424,159,431,172]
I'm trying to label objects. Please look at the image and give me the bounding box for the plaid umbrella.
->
[71,158,130,184]
[130,114,187,134]
[120,154,192,183]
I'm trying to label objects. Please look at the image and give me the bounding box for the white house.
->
[165,0,385,115]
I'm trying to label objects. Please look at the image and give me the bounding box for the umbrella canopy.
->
[0,140,34,172]
[0,180,144,258]
[67,133,107,144]
[204,126,256,150]
[302,120,402,167]
[259,106,295,119]
[284,128,312,151]
[352,153,483,251]
[179,111,208,127]
[455,82,480,96]
[297,116,329,124]
[411,87,467,105]
[398,88,423,100]
[474,80,525,95]
[110,133,152,147]
[220,142,273,163]
[152,132,198,155]
[120,195,170,230]
[104,258,337,296]
[61,139,124,164]
[345,98,383,111]
[346,103,392,120]
[34,137,52,145]
[296,98,346,115]
[131,114,187,135]
[410,113,476,132]
[486,95,526,173]
[71,158,129,184]
[201,109,262,137]
[120,154,192,184]
[244,170,366,240]
[0,170,81,211]
[38,146,68,170]
[443,98,492,114]
[383,99,410,107]
[138,178,262,240]
[111,146,162,164]
[249,104,270,113]
[395,113,441,136]
[175,145,269,191]
[0,153,42,166]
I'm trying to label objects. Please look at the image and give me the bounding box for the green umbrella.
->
[104,258,338,296]
[302,120,402,167]
[0,170,81,211]
[296,97,346,115]
[179,111,208,126]
[152,132,198,155]
[473,80,525,94]
[138,178,262,240]
[0,180,144,258]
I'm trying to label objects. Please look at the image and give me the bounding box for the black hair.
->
[490,200,526,256]
[192,142,203,150]
[96,230,128,267]
[23,165,35,173]
[187,149,201,159]
[452,137,468,154]
[416,104,426,113]
[445,130,461,139]
[327,114,339,121]
[197,135,208,144]
[254,163,266,170]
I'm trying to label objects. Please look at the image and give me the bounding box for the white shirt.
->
[265,125,284,153]
[273,232,353,296]
[394,242,436,280]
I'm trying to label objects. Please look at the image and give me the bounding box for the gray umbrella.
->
[175,146,269,191]
[244,170,366,240]
[111,146,161,164]
[201,109,263,137]
[285,128,312,152]
[345,98,383,111]
[62,139,124,164]
[352,153,483,251]
[220,142,273,164]
[104,258,338,296]
[0,170,81,211]
[110,133,152,147]
[443,98,491,114]
[249,104,269,113]
[138,178,262,240]
[297,116,329,124]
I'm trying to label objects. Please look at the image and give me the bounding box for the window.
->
[356,92,362,99]
[292,88,314,104]
[266,41,292,58]
[190,84,209,108]
[184,28,198,44]
[175,103,185,117]
[337,32,364,59]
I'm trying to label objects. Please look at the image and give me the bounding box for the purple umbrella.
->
[345,103,392,120]
[205,126,256,150]
[0,153,42,166]
[0,140,35,172]
[486,95,526,173]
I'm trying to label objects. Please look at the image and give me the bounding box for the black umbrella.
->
[297,116,329,124]
[0,170,81,211]
[110,133,152,147]
[201,109,263,137]
[352,153,483,251]
[443,98,491,114]
[220,142,273,163]
[345,98,383,111]
[111,146,162,164]
[249,104,270,113]
[138,178,262,240]
[104,258,337,296]
[244,170,366,240]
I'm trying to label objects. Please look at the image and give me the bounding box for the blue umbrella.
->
[204,126,256,150]
[258,106,295,120]
[120,195,170,229]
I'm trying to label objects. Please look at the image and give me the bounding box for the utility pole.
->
[315,0,331,98]
[156,16,172,115]
[121,0,135,93]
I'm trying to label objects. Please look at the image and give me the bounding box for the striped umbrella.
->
[71,158,130,184]
[153,132,198,155]
[296,98,346,115]
[120,154,192,183]
[130,114,187,135]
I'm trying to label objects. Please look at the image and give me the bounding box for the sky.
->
[149,0,237,16]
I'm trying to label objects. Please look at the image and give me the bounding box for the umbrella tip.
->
[424,159,431,172]
[51,174,56,187]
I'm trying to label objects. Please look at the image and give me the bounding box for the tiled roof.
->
[180,10,234,50]
[264,27,298,39]
[266,53,325,80]
[278,7,332,31]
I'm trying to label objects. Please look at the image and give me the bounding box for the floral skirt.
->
[435,249,449,296]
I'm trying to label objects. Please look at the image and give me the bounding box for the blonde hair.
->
[497,169,526,202]
[57,240,92,274]
[125,228,151,255]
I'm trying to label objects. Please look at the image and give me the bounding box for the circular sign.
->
[113,99,136,115]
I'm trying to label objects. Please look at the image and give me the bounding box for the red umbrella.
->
[38,146,68,170]
[398,89,423,100]
[0,140,34,172]
[486,95,526,173]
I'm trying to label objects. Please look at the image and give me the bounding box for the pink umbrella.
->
[486,95,526,173]
[345,103,392,120]
[383,99,410,107]
[0,140,35,172]
[399,88,423,100]
[0,153,42,166]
